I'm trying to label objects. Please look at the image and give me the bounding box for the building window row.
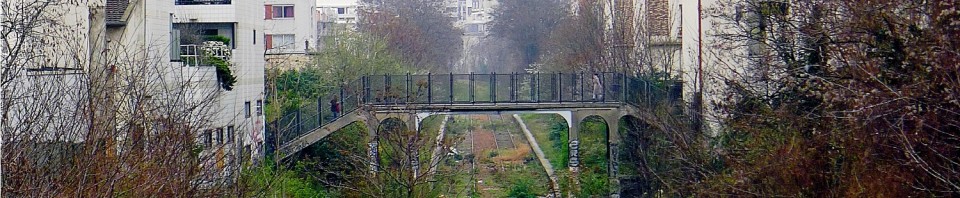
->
[264,34,295,50]
[265,5,295,19]
[202,125,235,148]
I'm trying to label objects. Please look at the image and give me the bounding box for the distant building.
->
[445,0,497,35]
[263,0,318,71]
[316,0,360,25]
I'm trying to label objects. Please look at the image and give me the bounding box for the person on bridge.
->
[592,73,603,101]
[330,97,341,118]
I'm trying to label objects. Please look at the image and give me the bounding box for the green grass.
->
[518,114,569,170]
[577,117,610,197]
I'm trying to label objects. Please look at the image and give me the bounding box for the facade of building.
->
[264,0,317,55]
[263,0,317,71]
[173,0,268,171]
[6,0,268,179]
[445,0,497,35]
[316,0,359,24]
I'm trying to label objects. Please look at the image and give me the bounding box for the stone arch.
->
[576,114,612,196]
[374,116,426,175]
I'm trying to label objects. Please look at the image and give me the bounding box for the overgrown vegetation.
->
[241,159,328,198]
[577,117,609,197]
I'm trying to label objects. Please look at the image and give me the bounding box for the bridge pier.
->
[568,108,626,197]
[366,111,422,178]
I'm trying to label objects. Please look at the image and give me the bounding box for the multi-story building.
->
[263,0,317,70]
[445,0,496,35]
[5,0,267,180]
[173,0,267,170]
[316,0,360,25]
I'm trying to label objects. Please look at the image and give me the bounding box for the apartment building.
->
[445,0,497,35]
[6,0,267,179]
[264,0,317,70]
[173,0,267,171]
[316,0,360,25]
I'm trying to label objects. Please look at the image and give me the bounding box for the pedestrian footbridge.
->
[266,72,682,162]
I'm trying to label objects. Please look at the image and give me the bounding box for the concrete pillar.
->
[368,140,379,174]
[607,115,621,197]
[408,112,420,179]
[364,113,381,175]
[568,111,581,173]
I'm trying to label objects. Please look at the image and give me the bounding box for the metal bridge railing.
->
[266,72,681,155]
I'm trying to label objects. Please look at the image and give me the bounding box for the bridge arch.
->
[573,114,613,196]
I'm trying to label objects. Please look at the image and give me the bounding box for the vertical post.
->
[449,73,454,104]
[427,73,432,104]
[535,73,540,102]
[511,72,517,102]
[362,76,369,104]
[558,73,563,103]
[469,72,475,103]
[492,73,497,103]
[579,72,584,102]
[406,73,411,103]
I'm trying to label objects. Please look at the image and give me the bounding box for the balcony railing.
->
[175,0,231,5]
[180,42,231,67]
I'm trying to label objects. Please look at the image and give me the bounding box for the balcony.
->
[176,0,231,5]
[179,42,231,67]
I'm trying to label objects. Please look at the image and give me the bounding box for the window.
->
[272,5,295,19]
[244,101,251,118]
[337,7,346,14]
[256,100,263,116]
[203,129,213,148]
[227,126,235,144]
[266,34,295,49]
[216,128,224,144]
[201,29,218,36]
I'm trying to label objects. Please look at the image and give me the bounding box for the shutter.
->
[265,5,272,19]
[265,34,273,50]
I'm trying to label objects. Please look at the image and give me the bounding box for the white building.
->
[264,0,317,55]
[445,0,497,35]
[4,0,268,178]
[173,0,268,166]
[263,0,318,70]
[316,0,359,24]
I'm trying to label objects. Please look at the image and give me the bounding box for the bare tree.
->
[358,0,463,72]
[705,0,960,196]
[3,0,241,196]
